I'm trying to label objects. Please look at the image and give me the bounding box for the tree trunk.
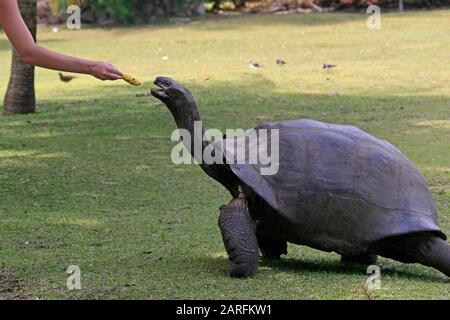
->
[3,0,37,115]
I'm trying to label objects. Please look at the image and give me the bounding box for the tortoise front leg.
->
[218,198,259,277]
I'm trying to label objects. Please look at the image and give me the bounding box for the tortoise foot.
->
[219,198,259,278]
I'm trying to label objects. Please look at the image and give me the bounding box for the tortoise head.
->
[151,77,195,111]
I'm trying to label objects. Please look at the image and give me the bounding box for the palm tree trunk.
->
[3,0,37,115]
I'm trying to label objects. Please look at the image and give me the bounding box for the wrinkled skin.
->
[151,77,450,278]
[218,198,259,277]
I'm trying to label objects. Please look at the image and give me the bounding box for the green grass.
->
[1,11,449,300]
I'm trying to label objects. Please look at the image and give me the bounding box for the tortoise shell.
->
[219,119,445,255]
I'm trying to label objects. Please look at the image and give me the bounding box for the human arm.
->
[0,0,122,80]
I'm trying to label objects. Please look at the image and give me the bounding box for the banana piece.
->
[123,74,142,86]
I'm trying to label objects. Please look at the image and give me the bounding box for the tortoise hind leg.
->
[341,253,378,265]
[257,235,287,260]
[218,198,259,278]
[371,233,450,277]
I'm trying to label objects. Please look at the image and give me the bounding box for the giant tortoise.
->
[150,77,449,278]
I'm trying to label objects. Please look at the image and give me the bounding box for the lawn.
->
[0,10,449,300]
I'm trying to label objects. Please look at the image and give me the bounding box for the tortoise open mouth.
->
[151,79,170,100]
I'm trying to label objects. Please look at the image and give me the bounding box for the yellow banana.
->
[123,74,142,86]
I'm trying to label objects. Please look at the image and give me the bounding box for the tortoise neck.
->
[169,96,206,163]
[169,97,240,197]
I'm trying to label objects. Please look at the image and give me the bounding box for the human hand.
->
[89,61,123,81]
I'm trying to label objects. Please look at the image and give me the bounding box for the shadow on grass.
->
[198,254,448,283]
[3,77,448,139]
[262,257,449,283]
